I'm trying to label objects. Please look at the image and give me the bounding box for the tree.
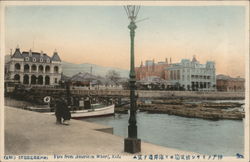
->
[105,70,121,86]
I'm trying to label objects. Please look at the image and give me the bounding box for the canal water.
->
[84,112,244,156]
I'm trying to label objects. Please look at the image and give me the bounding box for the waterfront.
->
[4,97,245,156]
[84,111,244,156]
[6,106,196,156]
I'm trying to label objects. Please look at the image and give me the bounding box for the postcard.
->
[0,1,249,162]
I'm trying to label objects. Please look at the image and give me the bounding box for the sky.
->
[5,5,247,77]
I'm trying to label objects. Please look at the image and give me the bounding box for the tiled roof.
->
[11,48,23,58]
[51,52,61,61]
[10,48,60,63]
[192,56,198,62]
[70,72,99,81]
[69,72,109,85]
[22,51,51,63]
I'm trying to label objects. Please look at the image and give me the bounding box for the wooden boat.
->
[43,104,115,119]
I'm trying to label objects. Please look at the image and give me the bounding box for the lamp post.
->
[124,5,141,153]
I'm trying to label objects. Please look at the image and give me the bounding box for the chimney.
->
[165,58,168,64]
[29,49,32,57]
[54,49,57,54]
[170,57,172,64]
[40,50,43,56]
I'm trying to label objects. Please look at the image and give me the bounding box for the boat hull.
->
[72,112,114,119]
[44,104,115,119]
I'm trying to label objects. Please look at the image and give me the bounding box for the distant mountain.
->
[62,61,129,78]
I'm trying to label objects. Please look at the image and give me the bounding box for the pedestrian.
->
[62,98,71,125]
[55,97,71,125]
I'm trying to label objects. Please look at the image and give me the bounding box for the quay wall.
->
[25,88,244,100]
[13,87,245,100]
[136,90,244,100]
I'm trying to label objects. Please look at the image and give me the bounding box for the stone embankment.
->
[139,104,244,121]
[116,99,245,120]
[15,87,245,100]
[137,91,244,100]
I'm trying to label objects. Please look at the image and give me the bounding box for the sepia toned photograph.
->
[1,1,249,161]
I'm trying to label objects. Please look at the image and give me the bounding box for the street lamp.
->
[124,5,141,153]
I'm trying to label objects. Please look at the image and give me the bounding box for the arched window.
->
[45,66,50,73]
[23,75,29,84]
[15,63,21,70]
[38,75,43,85]
[38,65,44,73]
[45,76,50,85]
[31,75,37,84]
[33,58,36,62]
[24,64,30,72]
[54,66,59,73]
[31,64,37,72]
[14,74,20,81]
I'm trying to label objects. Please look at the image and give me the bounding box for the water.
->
[84,112,244,156]
[5,97,244,156]
[184,99,245,104]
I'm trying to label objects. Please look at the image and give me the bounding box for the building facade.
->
[165,56,216,91]
[135,58,172,80]
[216,75,245,92]
[5,47,62,86]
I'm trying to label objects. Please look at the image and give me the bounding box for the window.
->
[40,58,43,62]
[25,57,29,61]
[177,70,180,80]
[15,63,21,70]
[55,78,57,83]
[33,58,36,62]
[54,66,59,73]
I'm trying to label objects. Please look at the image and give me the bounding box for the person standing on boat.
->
[55,97,71,125]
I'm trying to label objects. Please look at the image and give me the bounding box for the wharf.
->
[5,106,195,161]
[4,107,242,161]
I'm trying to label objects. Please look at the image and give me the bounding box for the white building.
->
[165,56,216,91]
[5,47,62,86]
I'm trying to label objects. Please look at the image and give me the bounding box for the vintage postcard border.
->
[0,1,249,161]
